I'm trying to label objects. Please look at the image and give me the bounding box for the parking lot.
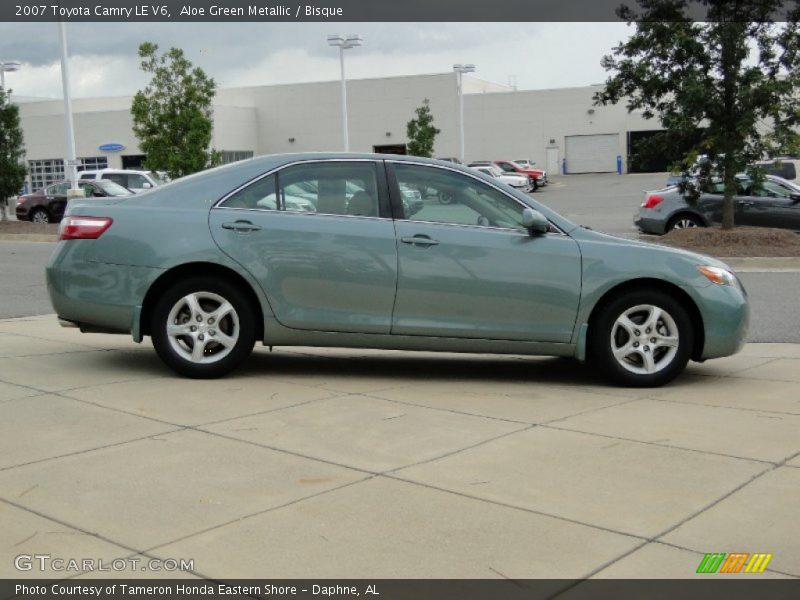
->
[1,172,798,581]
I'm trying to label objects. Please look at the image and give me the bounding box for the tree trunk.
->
[0,198,7,222]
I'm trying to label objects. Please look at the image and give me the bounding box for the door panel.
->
[393,221,582,341]
[211,211,398,333]
[388,162,582,343]
[209,161,398,334]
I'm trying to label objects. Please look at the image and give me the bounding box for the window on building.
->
[28,157,109,192]
[220,151,255,165]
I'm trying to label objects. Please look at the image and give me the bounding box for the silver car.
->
[635,175,800,234]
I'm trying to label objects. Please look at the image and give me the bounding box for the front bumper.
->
[691,281,749,360]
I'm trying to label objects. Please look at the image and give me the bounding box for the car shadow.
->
[238,348,609,387]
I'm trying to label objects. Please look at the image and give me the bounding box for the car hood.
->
[568,226,734,271]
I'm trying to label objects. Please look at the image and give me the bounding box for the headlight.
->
[697,265,742,290]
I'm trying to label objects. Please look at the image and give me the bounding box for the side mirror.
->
[791,193,800,203]
[142,182,152,189]
[521,207,549,234]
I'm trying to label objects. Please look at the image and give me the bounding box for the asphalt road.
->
[1,239,797,343]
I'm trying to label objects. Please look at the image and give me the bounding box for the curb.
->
[721,257,800,272]
[0,233,58,242]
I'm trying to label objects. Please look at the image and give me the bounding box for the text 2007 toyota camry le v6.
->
[47,154,748,387]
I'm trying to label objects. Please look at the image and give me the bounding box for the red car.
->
[494,160,548,188]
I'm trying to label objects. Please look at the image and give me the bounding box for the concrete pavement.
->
[1,315,798,579]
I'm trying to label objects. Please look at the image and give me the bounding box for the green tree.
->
[131,42,220,179]
[0,87,27,222]
[406,99,441,158]
[595,1,800,229]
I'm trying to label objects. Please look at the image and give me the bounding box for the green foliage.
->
[406,99,441,158]
[0,87,27,217]
[131,42,221,179]
[595,1,800,229]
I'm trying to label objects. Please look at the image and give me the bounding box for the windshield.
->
[95,180,133,196]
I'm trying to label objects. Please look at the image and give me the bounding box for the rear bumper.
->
[46,240,163,335]
[634,213,667,235]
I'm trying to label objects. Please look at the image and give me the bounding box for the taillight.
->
[59,216,113,240]
[642,194,663,209]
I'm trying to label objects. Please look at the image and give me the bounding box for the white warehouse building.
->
[16,72,662,192]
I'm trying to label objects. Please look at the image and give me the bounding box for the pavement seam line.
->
[138,475,376,557]
[0,495,152,562]
[652,395,800,417]
[644,448,800,547]
[0,428,186,473]
[382,473,648,542]
[541,423,776,466]
[382,424,536,475]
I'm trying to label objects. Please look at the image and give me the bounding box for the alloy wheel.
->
[610,304,679,375]
[166,291,240,364]
[31,211,49,224]
[672,218,698,229]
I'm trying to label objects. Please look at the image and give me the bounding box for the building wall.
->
[464,85,659,171]
[16,72,663,189]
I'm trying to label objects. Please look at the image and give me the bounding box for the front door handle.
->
[738,201,754,208]
[401,235,440,247]
[221,221,262,233]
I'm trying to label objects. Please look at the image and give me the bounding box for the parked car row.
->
[15,180,133,224]
[16,169,163,223]
[468,159,548,190]
[636,174,800,235]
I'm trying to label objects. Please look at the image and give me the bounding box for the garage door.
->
[565,134,619,174]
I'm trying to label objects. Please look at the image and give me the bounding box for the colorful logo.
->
[696,552,773,574]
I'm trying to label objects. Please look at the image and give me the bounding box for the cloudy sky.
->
[0,22,633,98]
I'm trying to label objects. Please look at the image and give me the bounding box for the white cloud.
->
[1,22,633,98]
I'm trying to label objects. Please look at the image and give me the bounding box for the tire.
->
[667,213,704,232]
[30,208,50,224]
[151,277,257,378]
[590,289,694,387]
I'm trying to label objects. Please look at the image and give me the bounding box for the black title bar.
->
[2,0,799,22]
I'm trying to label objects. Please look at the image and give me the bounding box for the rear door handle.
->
[401,235,439,247]
[221,220,262,233]
[738,201,754,207]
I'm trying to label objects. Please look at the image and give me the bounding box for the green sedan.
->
[47,154,749,386]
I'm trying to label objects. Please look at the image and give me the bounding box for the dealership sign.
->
[99,143,125,152]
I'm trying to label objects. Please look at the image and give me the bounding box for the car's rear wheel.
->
[30,208,50,224]
[667,214,704,231]
[151,277,256,378]
[590,290,694,387]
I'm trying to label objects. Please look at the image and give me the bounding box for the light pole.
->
[0,60,22,92]
[57,22,80,194]
[453,63,475,163]
[327,34,362,152]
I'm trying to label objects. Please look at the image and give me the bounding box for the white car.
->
[78,169,164,193]
[470,165,533,192]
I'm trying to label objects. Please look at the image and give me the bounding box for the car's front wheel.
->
[151,277,256,378]
[591,290,694,387]
[30,208,50,224]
